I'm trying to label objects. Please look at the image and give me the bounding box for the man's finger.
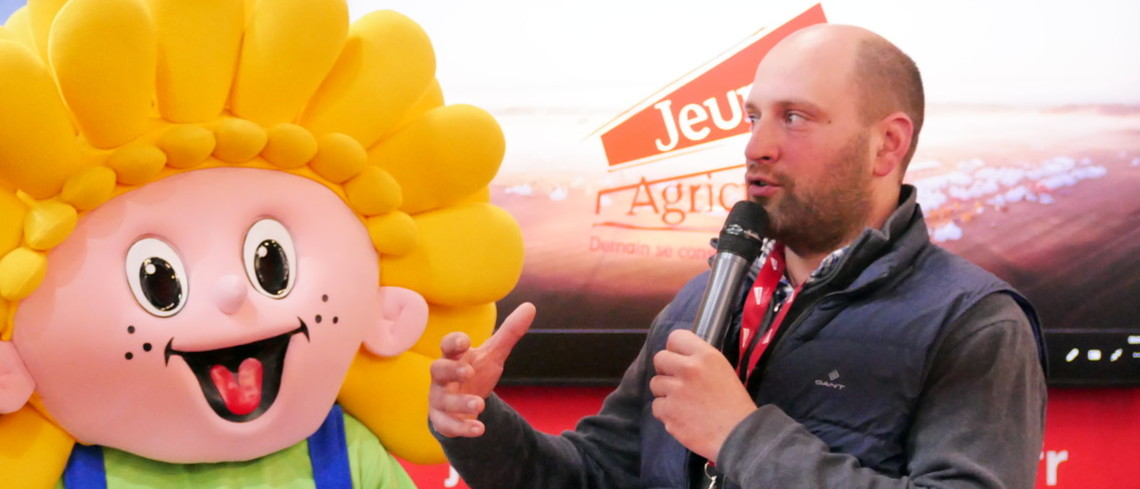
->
[480,302,536,364]
[429,358,472,385]
[432,392,485,416]
[648,374,679,398]
[440,332,473,359]
[430,410,486,438]
[664,329,705,355]
[650,397,670,426]
[653,348,685,377]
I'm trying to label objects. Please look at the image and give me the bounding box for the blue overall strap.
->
[62,443,107,489]
[308,403,353,489]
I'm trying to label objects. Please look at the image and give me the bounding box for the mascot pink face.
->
[11,167,426,463]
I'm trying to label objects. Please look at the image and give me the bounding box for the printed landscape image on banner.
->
[401,0,1138,385]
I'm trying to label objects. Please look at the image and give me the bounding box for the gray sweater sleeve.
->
[716,292,1048,489]
[433,316,661,489]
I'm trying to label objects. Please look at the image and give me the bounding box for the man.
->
[428,24,1047,489]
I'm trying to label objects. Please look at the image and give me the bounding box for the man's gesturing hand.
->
[429,302,536,438]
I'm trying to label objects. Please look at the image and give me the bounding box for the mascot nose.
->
[212,275,248,315]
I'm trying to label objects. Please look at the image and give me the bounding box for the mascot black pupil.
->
[140,257,182,311]
[255,240,289,296]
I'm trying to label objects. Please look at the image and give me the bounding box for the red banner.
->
[402,386,1140,489]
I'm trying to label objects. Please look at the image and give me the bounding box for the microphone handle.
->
[691,252,753,350]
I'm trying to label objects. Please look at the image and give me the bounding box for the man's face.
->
[13,168,384,463]
[742,36,875,255]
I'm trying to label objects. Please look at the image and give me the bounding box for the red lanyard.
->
[737,243,801,381]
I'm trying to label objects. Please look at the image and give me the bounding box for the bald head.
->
[769,25,925,171]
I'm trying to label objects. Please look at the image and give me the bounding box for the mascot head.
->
[0,0,523,485]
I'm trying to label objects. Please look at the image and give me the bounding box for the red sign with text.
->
[598,5,826,169]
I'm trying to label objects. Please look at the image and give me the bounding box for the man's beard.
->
[757,130,874,256]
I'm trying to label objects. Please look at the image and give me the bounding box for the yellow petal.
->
[409,302,496,358]
[458,186,491,205]
[213,119,268,163]
[25,0,67,61]
[231,0,348,125]
[383,203,523,306]
[367,211,417,257]
[0,40,82,199]
[2,8,36,49]
[0,406,74,489]
[0,247,47,301]
[148,0,244,123]
[302,10,435,147]
[157,125,216,169]
[309,133,366,184]
[50,0,156,148]
[60,166,117,211]
[371,104,505,215]
[0,191,25,257]
[106,143,167,186]
[344,166,401,216]
[23,201,77,251]
[392,78,444,134]
[262,123,317,169]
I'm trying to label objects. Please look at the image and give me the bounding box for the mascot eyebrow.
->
[0,0,523,486]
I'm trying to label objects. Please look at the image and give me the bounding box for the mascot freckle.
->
[0,0,523,487]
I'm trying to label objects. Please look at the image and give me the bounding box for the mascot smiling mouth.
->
[165,320,309,422]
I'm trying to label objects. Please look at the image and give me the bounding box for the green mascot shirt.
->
[56,406,416,489]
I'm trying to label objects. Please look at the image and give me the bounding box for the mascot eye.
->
[126,238,189,317]
[243,219,297,298]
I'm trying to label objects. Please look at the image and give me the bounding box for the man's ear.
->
[873,111,914,178]
[362,286,429,358]
[0,341,34,414]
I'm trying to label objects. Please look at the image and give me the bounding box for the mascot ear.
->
[0,341,34,414]
[362,286,428,357]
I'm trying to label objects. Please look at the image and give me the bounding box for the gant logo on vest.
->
[815,370,847,390]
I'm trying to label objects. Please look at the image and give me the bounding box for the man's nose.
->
[743,122,778,164]
[212,275,248,315]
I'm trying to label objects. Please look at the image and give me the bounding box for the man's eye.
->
[784,112,805,124]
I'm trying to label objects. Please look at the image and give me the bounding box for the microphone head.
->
[717,201,768,262]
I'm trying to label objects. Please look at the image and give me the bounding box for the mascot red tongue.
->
[210,359,264,416]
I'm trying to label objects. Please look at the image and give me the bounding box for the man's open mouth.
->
[165,319,309,422]
[747,174,777,188]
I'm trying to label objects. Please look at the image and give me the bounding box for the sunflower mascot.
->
[0,0,523,487]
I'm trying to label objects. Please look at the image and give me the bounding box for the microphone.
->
[691,201,768,349]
